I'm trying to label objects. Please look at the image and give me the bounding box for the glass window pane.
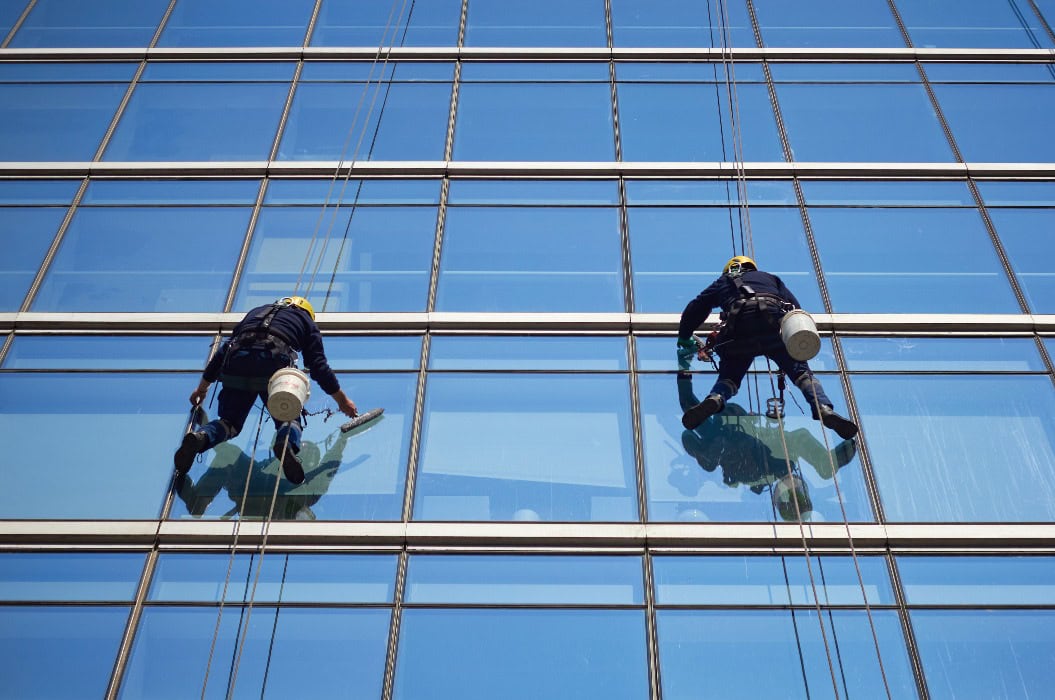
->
[1,1,26,39]
[140,62,296,83]
[0,62,138,82]
[617,76,784,162]
[773,75,955,162]
[394,609,648,700]
[429,336,627,371]
[149,553,397,603]
[171,372,415,521]
[810,208,1020,313]
[121,607,390,699]
[978,180,1055,206]
[635,335,839,372]
[157,0,314,47]
[925,62,1055,83]
[0,373,186,518]
[629,206,822,314]
[611,0,754,48]
[325,336,422,370]
[2,607,129,699]
[9,0,167,47]
[405,555,643,604]
[1039,0,1055,27]
[447,179,619,205]
[415,374,637,522]
[2,335,213,369]
[311,0,461,47]
[265,178,441,205]
[753,0,904,47]
[0,207,65,310]
[233,205,436,313]
[0,553,144,601]
[852,375,1055,521]
[801,180,975,206]
[436,207,623,312]
[640,373,872,523]
[841,337,1047,372]
[898,556,1055,605]
[465,0,606,46]
[899,0,1054,48]
[0,82,128,160]
[453,81,614,161]
[658,610,915,700]
[653,555,892,605]
[0,179,80,204]
[935,84,1055,163]
[32,206,249,312]
[989,208,1055,313]
[912,611,1055,699]
[624,179,797,205]
[278,69,453,160]
[81,179,260,205]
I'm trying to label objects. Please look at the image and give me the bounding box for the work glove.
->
[676,336,702,371]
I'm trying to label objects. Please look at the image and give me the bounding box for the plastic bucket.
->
[780,309,820,361]
[267,368,310,422]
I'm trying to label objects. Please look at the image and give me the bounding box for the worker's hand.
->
[332,389,358,418]
[189,381,210,406]
[676,337,701,371]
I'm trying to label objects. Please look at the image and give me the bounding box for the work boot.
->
[174,431,208,475]
[818,405,859,440]
[682,393,725,430]
[277,446,305,485]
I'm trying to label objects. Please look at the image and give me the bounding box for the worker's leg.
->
[682,354,753,430]
[767,346,857,440]
[266,392,306,484]
[175,386,257,475]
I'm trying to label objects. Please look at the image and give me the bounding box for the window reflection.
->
[636,335,839,373]
[897,0,1054,49]
[464,0,606,46]
[429,335,627,371]
[0,553,145,601]
[156,0,314,47]
[3,335,213,369]
[988,208,1055,313]
[8,0,167,47]
[933,83,1055,163]
[841,337,1047,372]
[311,0,462,47]
[898,556,1055,605]
[753,0,904,48]
[610,0,754,48]
[0,208,67,310]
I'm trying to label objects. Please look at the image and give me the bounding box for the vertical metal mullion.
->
[103,546,164,699]
[0,0,36,48]
[627,335,648,524]
[400,333,431,522]
[642,529,662,700]
[885,553,931,699]
[147,0,179,48]
[18,177,90,312]
[1027,0,1055,43]
[0,332,14,366]
[266,60,306,163]
[381,548,410,700]
[302,0,326,47]
[222,179,271,313]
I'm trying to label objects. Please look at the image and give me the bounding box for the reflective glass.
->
[8,0,166,47]
[653,555,892,605]
[852,375,1055,522]
[977,180,1055,206]
[149,553,397,603]
[988,208,1055,313]
[801,180,975,206]
[0,179,79,204]
[465,0,606,46]
[617,74,784,162]
[1,1,25,39]
[278,66,453,161]
[0,62,137,82]
[265,178,441,205]
[924,62,1055,83]
[912,611,1055,699]
[898,556,1055,605]
[1039,0,1055,27]
[0,373,186,518]
[898,0,1054,49]
[157,0,313,47]
[311,0,461,47]
[610,0,754,48]
[810,208,1020,313]
[404,555,644,604]
[429,336,627,371]
[2,335,212,369]
[121,607,390,699]
[394,609,648,700]
[104,78,290,161]
[1,606,129,699]
[324,336,422,370]
[415,374,637,522]
[0,553,144,601]
[775,80,954,162]
[0,207,65,310]
[629,206,822,314]
[453,78,614,161]
[773,63,922,82]
[461,62,612,82]
[81,179,259,205]
[32,206,249,312]
[624,179,797,205]
[447,179,619,205]
[435,206,623,312]
[233,205,437,313]
[934,84,1055,163]
[753,0,904,47]
[640,373,872,523]
[841,337,1047,372]
[139,62,296,82]
[658,610,915,700]
[171,373,415,521]
[635,335,839,373]
[1046,337,1055,360]
[0,82,128,160]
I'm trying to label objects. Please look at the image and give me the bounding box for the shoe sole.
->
[682,396,723,430]
[174,433,201,475]
[279,450,305,485]
[822,412,859,441]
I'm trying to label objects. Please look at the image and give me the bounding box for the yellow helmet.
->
[279,295,315,321]
[723,255,757,275]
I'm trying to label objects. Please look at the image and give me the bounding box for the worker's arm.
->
[773,274,803,309]
[677,278,724,339]
[190,340,229,405]
[330,388,358,418]
[189,378,211,406]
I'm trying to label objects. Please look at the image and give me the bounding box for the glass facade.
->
[2,0,1055,697]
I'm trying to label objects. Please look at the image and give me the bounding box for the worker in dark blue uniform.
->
[677,256,858,440]
[174,296,357,484]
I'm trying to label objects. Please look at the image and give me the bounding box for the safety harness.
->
[220,303,299,392]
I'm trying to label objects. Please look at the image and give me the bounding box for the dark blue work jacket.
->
[678,269,802,339]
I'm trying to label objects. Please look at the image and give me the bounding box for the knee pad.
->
[219,418,241,440]
[718,378,740,397]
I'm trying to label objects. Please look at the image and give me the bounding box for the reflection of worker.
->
[674,373,856,521]
[677,256,857,440]
[174,296,357,484]
[176,429,352,521]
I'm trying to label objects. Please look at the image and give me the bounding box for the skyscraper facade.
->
[2,1,1054,697]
